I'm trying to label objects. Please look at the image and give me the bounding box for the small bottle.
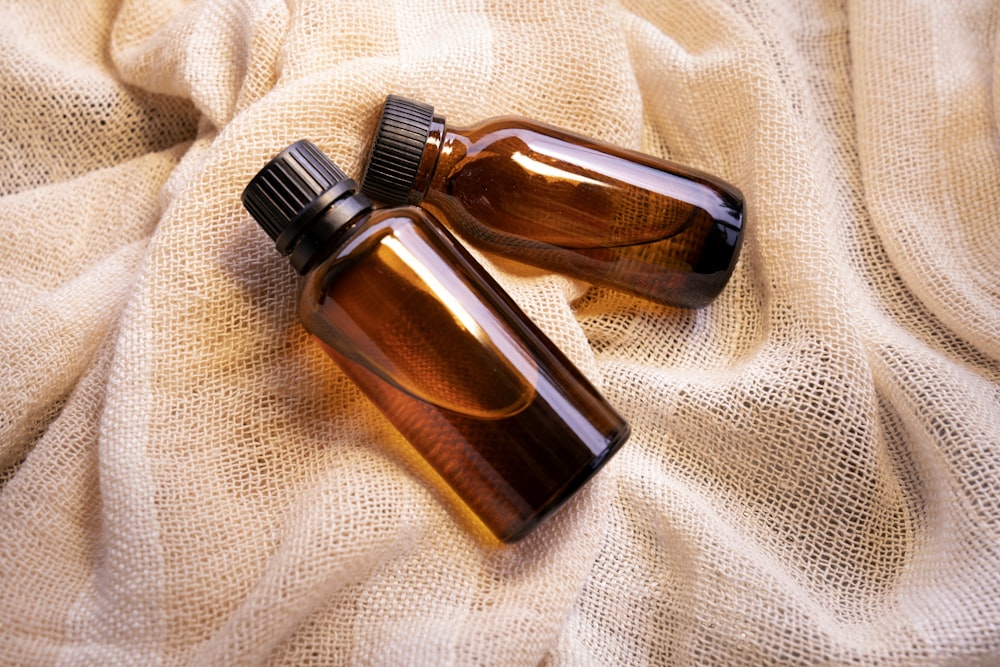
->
[241,140,630,543]
[361,95,745,309]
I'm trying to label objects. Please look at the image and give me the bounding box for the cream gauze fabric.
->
[2,0,999,664]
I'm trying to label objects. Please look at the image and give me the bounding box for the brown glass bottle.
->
[361,95,745,309]
[241,140,629,543]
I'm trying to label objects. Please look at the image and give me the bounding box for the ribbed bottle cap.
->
[361,94,435,206]
[242,140,372,273]
[242,140,360,253]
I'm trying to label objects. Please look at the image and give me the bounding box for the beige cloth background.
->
[2,0,999,664]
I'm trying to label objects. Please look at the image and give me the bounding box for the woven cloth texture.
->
[2,0,999,664]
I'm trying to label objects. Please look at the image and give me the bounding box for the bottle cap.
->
[242,140,371,273]
[360,94,435,206]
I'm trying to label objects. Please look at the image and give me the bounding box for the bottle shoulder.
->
[303,206,438,273]
[433,118,559,185]
[448,117,562,151]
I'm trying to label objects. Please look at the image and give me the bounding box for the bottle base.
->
[498,421,631,543]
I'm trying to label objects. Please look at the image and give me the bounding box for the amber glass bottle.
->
[361,94,745,309]
[241,140,629,543]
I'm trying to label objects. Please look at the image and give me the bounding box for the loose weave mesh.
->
[1,0,999,664]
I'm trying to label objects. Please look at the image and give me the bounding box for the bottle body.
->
[298,206,629,542]
[419,117,744,308]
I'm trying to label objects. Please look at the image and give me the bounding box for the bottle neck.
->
[288,191,371,274]
[409,116,446,203]
[410,116,471,203]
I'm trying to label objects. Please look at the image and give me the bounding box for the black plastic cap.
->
[242,140,372,273]
[361,95,435,206]
[243,140,354,248]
